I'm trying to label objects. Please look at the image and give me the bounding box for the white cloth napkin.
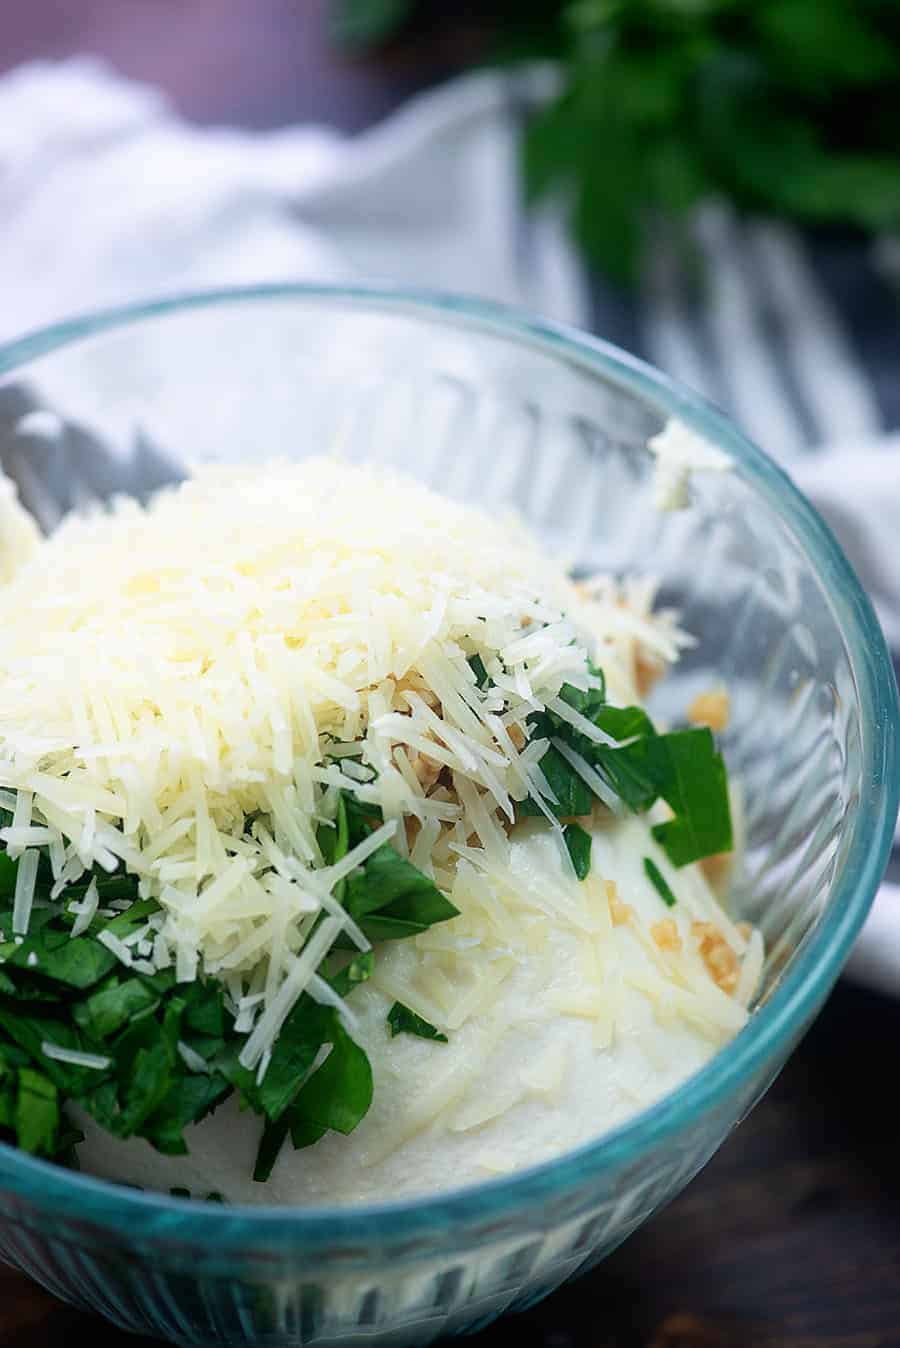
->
[0,58,897,991]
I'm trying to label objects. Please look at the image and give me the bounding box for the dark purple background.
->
[0,0,488,132]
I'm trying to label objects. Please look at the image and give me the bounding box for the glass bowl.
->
[0,285,896,1348]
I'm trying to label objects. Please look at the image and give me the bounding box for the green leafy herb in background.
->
[330,0,415,47]
[331,0,900,279]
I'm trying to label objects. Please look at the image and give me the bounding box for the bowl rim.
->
[0,281,896,1249]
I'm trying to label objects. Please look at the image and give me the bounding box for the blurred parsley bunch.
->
[332,0,900,280]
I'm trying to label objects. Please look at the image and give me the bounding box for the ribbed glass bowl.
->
[0,286,896,1348]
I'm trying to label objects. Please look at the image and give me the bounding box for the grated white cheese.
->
[11,848,39,936]
[550,737,624,815]
[544,696,619,747]
[647,418,732,511]
[40,1042,112,1071]
[96,928,134,968]
[177,1041,211,1075]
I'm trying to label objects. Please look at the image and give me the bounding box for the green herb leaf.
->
[0,853,18,900]
[253,1007,376,1178]
[644,857,677,908]
[467,652,489,690]
[253,1117,291,1183]
[327,950,375,999]
[63,873,141,909]
[517,741,594,818]
[73,976,162,1040]
[102,898,161,940]
[563,822,592,881]
[558,659,606,715]
[288,1014,373,1139]
[142,1071,230,1155]
[0,1042,37,1072]
[386,1002,448,1042]
[0,1069,15,1131]
[0,909,117,990]
[519,673,731,869]
[583,706,660,814]
[0,1007,109,1094]
[107,1001,182,1137]
[179,979,229,1040]
[15,1068,59,1156]
[317,793,350,868]
[646,729,733,867]
[342,844,459,944]
[217,1005,326,1125]
[342,791,383,847]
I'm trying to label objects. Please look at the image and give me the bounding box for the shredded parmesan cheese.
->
[11,848,39,936]
[647,419,732,511]
[41,1043,112,1071]
[69,877,99,939]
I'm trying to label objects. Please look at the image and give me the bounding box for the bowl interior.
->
[0,288,895,1233]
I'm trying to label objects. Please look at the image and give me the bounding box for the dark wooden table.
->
[2,5,899,1345]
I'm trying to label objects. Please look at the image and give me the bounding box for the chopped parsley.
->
[645,729,732,868]
[517,740,594,819]
[563,822,592,881]
[467,652,489,690]
[644,857,677,909]
[321,794,459,949]
[517,668,732,880]
[387,1002,448,1043]
[0,791,458,1178]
